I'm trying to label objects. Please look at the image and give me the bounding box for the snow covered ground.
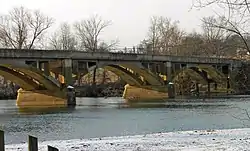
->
[5,128,250,151]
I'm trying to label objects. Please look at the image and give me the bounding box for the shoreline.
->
[2,94,250,101]
[5,128,250,150]
[1,83,250,100]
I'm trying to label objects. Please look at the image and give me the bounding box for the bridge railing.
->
[0,47,240,60]
[0,130,59,151]
[0,47,246,63]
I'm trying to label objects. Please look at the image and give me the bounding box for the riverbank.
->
[5,128,250,150]
[0,83,124,100]
[0,86,17,100]
[75,83,124,97]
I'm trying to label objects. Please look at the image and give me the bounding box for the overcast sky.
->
[0,0,215,47]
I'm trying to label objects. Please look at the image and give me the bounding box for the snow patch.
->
[5,128,250,151]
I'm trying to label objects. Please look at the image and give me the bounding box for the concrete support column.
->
[43,62,50,76]
[152,63,157,73]
[63,59,73,85]
[166,61,175,98]
[214,82,217,90]
[227,77,230,94]
[54,72,59,80]
[196,82,200,96]
[36,61,42,70]
[74,61,80,86]
[92,64,97,86]
[36,61,40,69]
[162,63,167,83]
[148,63,152,72]
[147,63,150,71]
[36,61,50,76]
[228,63,239,93]
[207,82,211,96]
[228,64,233,78]
[166,62,172,82]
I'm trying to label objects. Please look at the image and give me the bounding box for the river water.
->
[1,97,250,144]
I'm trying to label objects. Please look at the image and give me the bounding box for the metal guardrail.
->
[0,130,59,151]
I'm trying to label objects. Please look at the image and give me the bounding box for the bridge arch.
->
[172,65,236,94]
[82,63,165,87]
[173,68,208,85]
[82,64,144,86]
[173,65,228,84]
[0,65,64,98]
[0,66,43,90]
[172,65,234,95]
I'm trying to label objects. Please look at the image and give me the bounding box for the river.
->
[1,97,250,144]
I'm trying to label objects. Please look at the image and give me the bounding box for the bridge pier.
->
[214,83,217,90]
[62,59,73,85]
[166,62,175,98]
[16,59,76,108]
[43,62,50,76]
[16,89,67,108]
[35,61,50,76]
[207,82,211,96]
[196,82,200,96]
[62,59,76,106]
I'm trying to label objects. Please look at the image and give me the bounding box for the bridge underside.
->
[173,65,228,84]
[78,63,231,102]
[0,64,67,108]
[0,59,233,106]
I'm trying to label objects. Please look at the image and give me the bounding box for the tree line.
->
[0,6,118,52]
[1,5,250,58]
[139,16,250,57]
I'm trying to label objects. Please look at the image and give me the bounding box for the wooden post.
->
[48,145,59,151]
[0,130,4,151]
[28,135,38,151]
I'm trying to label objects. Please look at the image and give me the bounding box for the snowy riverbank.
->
[5,128,250,151]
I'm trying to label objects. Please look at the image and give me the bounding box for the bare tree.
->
[201,16,233,57]
[74,15,119,86]
[179,32,205,56]
[74,14,118,52]
[193,0,250,53]
[0,6,54,49]
[193,1,250,99]
[0,6,54,93]
[147,16,161,54]
[49,22,77,50]
[143,16,185,55]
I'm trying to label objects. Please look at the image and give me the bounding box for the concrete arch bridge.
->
[0,49,244,107]
[77,62,235,101]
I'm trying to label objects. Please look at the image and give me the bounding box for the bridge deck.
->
[0,48,244,65]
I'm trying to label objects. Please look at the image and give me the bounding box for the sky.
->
[0,0,215,47]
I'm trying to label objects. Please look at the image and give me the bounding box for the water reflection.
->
[1,97,238,115]
[121,102,228,109]
[17,106,76,115]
